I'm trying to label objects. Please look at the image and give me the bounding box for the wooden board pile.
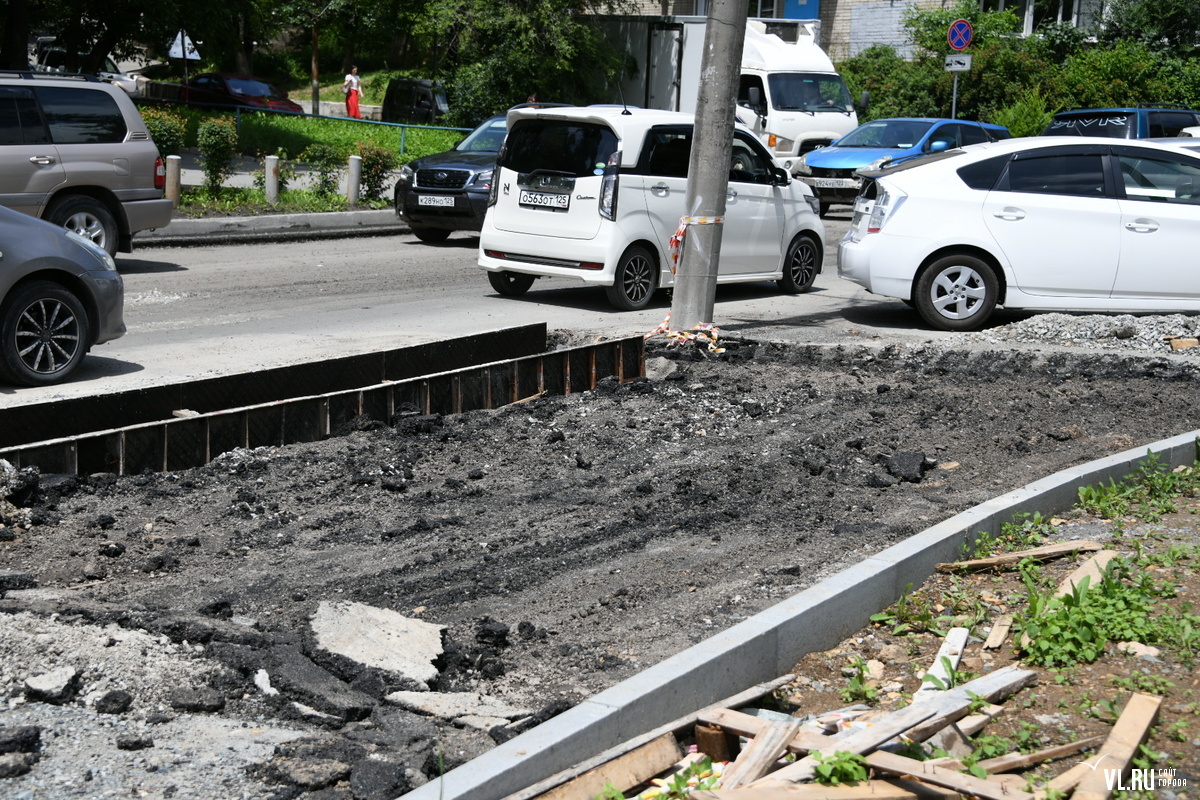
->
[502,546,1164,800]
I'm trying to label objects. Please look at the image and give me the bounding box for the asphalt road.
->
[2,212,964,408]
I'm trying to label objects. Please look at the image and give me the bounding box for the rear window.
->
[957,154,1009,190]
[0,87,50,145]
[35,87,126,144]
[1043,113,1135,139]
[502,119,618,178]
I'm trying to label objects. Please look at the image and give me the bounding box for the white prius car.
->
[478,105,826,310]
[838,137,1200,331]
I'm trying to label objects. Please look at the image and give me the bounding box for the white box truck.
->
[596,16,864,174]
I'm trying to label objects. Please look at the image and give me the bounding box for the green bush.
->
[141,106,187,158]
[991,88,1054,138]
[237,112,462,163]
[301,143,344,196]
[354,142,398,201]
[196,117,239,192]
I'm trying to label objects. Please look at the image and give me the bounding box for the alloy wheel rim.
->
[15,298,80,375]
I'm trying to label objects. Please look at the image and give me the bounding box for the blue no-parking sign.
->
[948,19,973,51]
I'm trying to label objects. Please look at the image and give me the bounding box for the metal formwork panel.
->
[281,399,326,445]
[427,377,455,416]
[328,392,364,432]
[208,414,248,458]
[77,434,121,475]
[517,358,541,400]
[541,353,566,396]
[167,419,208,472]
[459,369,488,413]
[122,426,166,475]
[568,348,592,393]
[360,387,390,424]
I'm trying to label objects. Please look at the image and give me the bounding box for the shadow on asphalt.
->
[117,256,188,275]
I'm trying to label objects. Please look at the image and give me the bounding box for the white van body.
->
[597,16,860,173]
[477,106,826,310]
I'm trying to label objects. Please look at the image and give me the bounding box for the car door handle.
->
[1124,219,1159,233]
[992,207,1025,221]
[28,155,56,166]
[726,189,738,198]
[651,182,670,195]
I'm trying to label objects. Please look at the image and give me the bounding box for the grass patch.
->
[175,186,391,217]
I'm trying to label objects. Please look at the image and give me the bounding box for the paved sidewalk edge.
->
[134,209,408,247]
[404,430,1200,800]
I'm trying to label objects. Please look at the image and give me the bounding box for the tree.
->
[1097,0,1200,58]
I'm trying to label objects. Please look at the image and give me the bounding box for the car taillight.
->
[599,150,620,221]
[154,157,165,191]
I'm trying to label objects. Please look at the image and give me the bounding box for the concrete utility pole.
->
[669,0,750,330]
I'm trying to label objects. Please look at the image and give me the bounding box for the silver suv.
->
[0,71,172,255]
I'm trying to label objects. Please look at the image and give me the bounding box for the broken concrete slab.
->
[261,645,376,722]
[385,690,532,721]
[309,600,444,688]
[24,666,79,704]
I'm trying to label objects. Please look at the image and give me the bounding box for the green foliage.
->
[628,756,719,798]
[870,584,952,636]
[196,117,239,193]
[921,655,975,691]
[1112,671,1175,696]
[177,186,349,216]
[236,113,461,163]
[812,751,869,786]
[989,87,1054,138]
[252,148,299,194]
[141,106,188,158]
[593,783,625,800]
[301,143,346,197]
[1078,452,1199,523]
[902,0,1023,56]
[1096,0,1200,58]
[966,512,1054,560]
[354,142,399,201]
[840,657,880,705]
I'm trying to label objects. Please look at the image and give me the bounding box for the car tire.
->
[412,227,451,243]
[488,270,535,297]
[605,246,658,311]
[47,196,119,257]
[914,254,998,332]
[0,281,91,387]
[778,232,821,294]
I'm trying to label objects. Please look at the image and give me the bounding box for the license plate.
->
[816,178,858,189]
[519,190,569,210]
[417,195,455,207]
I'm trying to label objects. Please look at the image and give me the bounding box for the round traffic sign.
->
[948,18,973,51]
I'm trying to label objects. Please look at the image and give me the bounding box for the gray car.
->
[0,204,124,386]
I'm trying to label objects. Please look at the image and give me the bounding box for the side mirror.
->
[928,140,949,153]
[858,90,870,111]
[771,166,790,185]
[748,86,766,117]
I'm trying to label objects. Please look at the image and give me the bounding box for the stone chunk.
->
[384,690,531,721]
[24,667,80,705]
[310,601,444,687]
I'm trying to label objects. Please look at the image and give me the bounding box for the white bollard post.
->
[265,155,280,206]
[165,155,182,206]
[347,155,362,206]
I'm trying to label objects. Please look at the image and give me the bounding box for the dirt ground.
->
[4,334,1200,798]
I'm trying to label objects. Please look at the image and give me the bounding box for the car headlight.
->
[398,164,415,184]
[468,169,492,190]
[66,230,117,272]
[863,156,894,171]
[773,136,795,154]
[794,156,812,176]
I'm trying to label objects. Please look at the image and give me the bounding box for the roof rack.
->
[0,69,101,83]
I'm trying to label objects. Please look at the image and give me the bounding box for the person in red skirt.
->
[343,66,363,118]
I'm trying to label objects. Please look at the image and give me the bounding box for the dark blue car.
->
[795,117,1011,216]
[394,115,507,242]
[1042,105,1200,140]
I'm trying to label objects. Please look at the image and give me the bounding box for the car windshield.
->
[1043,113,1135,139]
[225,78,279,98]
[457,117,507,152]
[501,119,619,178]
[766,73,853,111]
[837,120,935,148]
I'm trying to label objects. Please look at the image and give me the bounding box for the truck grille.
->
[416,169,470,189]
[810,167,858,180]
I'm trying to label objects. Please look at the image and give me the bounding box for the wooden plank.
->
[913,628,970,698]
[865,751,1035,800]
[937,540,1103,573]
[698,708,831,753]
[1073,693,1162,800]
[535,733,681,800]
[955,703,1005,736]
[1034,762,1091,799]
[691,777,960,800]
[498,674,796,800]
[983,615,1013,650]
[906,666,1037,742]
[977,735,1106,774]
[753,703,939,785]
[696,722,740,762]
[1056,550,1118,596]
[721,720,804,790]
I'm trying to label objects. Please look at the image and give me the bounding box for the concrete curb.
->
[403,430,1200,800]
[134,209,408,247]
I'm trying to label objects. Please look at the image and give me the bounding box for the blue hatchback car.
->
[794,117,1011,215]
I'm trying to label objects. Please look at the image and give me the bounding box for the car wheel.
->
[48,196,118,257]
[0,281,91,387]
[914,254,998,332]
[488,270,535,297]
[412,227,451,243]
[778,232,821,294]
[605,246,658,311]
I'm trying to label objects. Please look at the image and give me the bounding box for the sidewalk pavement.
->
[136,152,411,247]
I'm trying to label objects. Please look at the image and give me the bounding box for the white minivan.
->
[477,105,826,310]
